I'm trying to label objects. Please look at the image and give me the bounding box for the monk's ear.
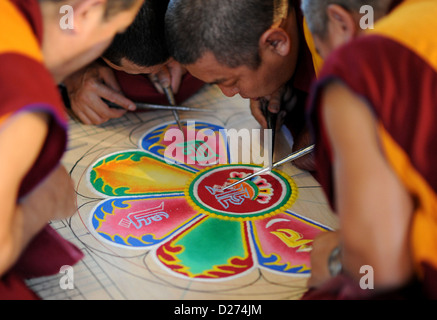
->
[326,4,357,41]
[259,27,290,57]
[69,0,107,34]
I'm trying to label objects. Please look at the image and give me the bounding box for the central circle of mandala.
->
[185,164,298,221]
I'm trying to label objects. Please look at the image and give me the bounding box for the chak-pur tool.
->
[222,144,315,191]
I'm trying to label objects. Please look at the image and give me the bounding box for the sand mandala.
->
[87,121,329,280]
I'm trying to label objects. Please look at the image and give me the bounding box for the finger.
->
[170,71,182,94]
[87,94,127,122]
[73,109,94,125]
[250,99,268,129]
[105,106,127,120]
[99,66,122,93]
[155,67,172,90]
[80,103,109,125]
[73,91,120,124]
[149,73,165,94]
[70,97,99,125]
[268,92,282,114]
[167,61,185,94]
[94,82,136,111]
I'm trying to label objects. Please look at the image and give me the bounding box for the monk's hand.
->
[250,86,290,129]
[64,61,135,125]
[149,60,187,94]
[308,231,341,289]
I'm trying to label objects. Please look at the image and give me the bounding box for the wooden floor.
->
[25,84,338,300]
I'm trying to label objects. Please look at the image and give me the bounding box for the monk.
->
[64,0,205,125]
[302,0,437,299]
[165,0,324,170]
[0,0,143,299]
